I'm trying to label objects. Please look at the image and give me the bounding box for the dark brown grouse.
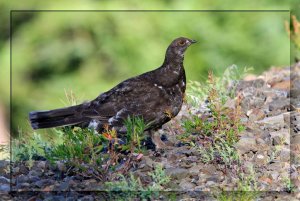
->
[29,37,196,147]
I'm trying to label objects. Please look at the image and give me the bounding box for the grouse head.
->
[164,37,197,64]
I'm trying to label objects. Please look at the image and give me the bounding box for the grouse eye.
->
[178,40,186,46]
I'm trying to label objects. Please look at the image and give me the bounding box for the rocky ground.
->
[1,63,300,200]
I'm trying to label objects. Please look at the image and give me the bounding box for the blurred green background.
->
[0,0,298,136]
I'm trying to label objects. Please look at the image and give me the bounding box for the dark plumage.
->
[29,37,196,144]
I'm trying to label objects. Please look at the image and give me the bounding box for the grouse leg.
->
[149,130,166,150]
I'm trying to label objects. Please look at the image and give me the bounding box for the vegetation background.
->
[0,0,298,136]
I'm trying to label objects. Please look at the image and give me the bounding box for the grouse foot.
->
[149,130,166,150]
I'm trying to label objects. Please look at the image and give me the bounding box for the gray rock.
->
[236,137,257,154]
[79,195,94,201]
[206,181,216,186]
[194,186,204,191]
[255,154,268,166]
[12,167,20,174]
[270,172,279,180]
[166,167,189,180]
[57,161,66,172]
[268,162,284,171]
[256,138,266,145]
[17,174,29,183]
[270,129,288,145]
[207,175,222,183]
[188,165,202,175]
[143,156,159,168]
[37,161,47,170]
[29,169,43,177]
[269,98,289,111]
[28,176,40,183]
[257,114,285,125]
[179,180,195,190]
[20,182,30,188]
[0,184,10,192]
[279,148,290,162]
[59,180,71,191]
[34,179,54,188]
[0,176,9,184]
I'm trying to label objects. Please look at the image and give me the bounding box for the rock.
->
[0,184,10,192]
[201,164,217,175]
[20,182,31,188]
[271,80,290,90]
[179,180,195,190]
[236,137,257,154]
[270,172,279,180]
[207,175,222,183]
[250,97,265,108]
[17,174,29,183]
[29,169,43,177]
[268,162,284,171]
[12,167,20,174]
[0,176,9,184]
[143,156,159,168]
[194,185,205,191]
[28,176,40,183]
[79,195,94,201]
[37,161,47,170]
[206,181,216,186]
[269,98,290,111]
[34,179,54,188]
[59,180,72,191]
[51,196,65,201]
[270,129,289,145]
[56,161,66,172]
[292,135,300,144]
[248,108,266,122]
[166,167,189,180]
[256,114,285,125]
[188,165,202,175]
[256,138,266,145]
[255,154,268,166]
[279,148,290,162]
[19,164,29,174]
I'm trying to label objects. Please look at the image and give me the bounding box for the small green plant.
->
[124,116,147,152]
[105,165,170,200]
[0,144,9,161]
[187,65,252,106]
[12,131,51,166]
[216,165,259,201]
[216,191,259,201]
[199,139,240,167]
[184,66,249,145]
[282,176,295,192]
[237,165,258,191]
[46,127,106,165]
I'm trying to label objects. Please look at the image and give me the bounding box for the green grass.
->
[183,65,249,145]
[124,116,147,153]
[181,66,262,195]
[105,164,171,200]
[199,138,240,167]
[215,165,260,201]
[45,127,106,165]
[12,116,148,170]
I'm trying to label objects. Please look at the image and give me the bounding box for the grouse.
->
[29,37,196,148]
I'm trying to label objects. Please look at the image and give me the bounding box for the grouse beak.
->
[189,40,197,45]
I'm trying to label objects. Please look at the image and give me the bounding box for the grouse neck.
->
[163,48,185,67]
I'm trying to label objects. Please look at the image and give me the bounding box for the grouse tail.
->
[29,105,86,129]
